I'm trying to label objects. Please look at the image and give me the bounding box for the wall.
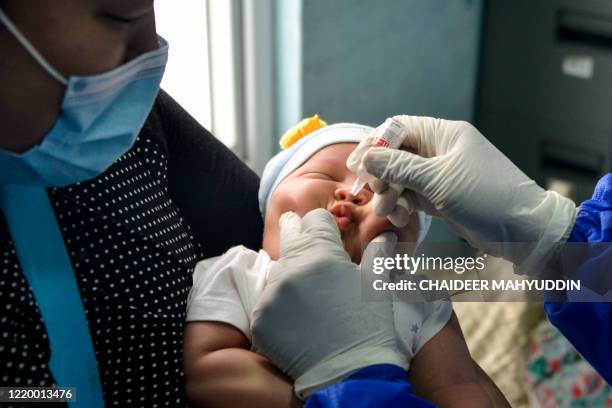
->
[275,0,483,134]
[300,0,483,127]
[274,0,303,142]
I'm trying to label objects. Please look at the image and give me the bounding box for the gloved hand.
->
[347,115,578,273]
[250,209,404,400]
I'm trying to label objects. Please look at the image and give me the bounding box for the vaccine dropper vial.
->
[350,117,408,196]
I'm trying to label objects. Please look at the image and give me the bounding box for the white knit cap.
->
[258,123,431,244]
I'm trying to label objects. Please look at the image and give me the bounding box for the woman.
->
[0,1,263,406]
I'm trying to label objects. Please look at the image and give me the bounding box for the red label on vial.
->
[374,138,390,148]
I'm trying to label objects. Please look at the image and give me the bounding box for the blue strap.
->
[0,185,104,407]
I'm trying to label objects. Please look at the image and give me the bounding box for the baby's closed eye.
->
[300,172,337,181]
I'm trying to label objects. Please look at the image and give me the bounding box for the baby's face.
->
[263,143,419,263]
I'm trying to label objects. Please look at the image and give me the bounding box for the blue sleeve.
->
[305,364,436,408]
[544,173,612,384]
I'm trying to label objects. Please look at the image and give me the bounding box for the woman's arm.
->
[409,312,510,408]
[184,321,302,408]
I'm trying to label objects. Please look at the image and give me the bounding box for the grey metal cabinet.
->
[476,0,612,201]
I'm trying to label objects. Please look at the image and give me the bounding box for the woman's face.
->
[3,0,158,74]
[0,0,158,152]
[263,143,419,263]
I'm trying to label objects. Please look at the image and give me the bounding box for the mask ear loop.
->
[0,8,68,85]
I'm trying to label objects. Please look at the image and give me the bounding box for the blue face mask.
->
[0,9,168,187]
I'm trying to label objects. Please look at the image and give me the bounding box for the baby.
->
[184,120,508,407]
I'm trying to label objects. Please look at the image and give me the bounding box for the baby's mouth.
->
[330,204,354,232]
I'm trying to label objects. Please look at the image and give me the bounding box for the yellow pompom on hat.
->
[279,114,327,149]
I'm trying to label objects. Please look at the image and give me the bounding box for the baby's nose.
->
[334,187,371,206]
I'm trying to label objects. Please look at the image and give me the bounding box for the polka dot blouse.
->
[0,91,264,407]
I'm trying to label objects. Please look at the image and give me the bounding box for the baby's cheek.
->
[270,189,298,216]
[271,181,324,218]
[360,212,419,243]
[359,216,394,243]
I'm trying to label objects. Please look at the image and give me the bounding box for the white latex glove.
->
[347,115,577,273]
[250,208,404,400]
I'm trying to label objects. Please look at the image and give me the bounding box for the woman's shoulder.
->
[143,91,264,256]
[142,90,217,150]
[142,89,258,183]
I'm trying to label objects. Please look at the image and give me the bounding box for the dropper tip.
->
[350,179,366,196]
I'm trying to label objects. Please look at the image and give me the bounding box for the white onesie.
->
[186,245,452,368]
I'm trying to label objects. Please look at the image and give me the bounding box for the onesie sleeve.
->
[413,300,453,354]
[186,246,270,340]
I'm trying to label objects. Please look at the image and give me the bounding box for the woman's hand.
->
[347,116,577,274]
[250,209,404,400]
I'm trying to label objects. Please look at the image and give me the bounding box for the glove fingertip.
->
[373,190,398,217]
[364,148,391,179]
[279,210,298,222]
[388,206,413,228]
[346,135,376,171]
[370,231,398,246]
[369,179,388,194]
[302,208,341,236]
[362,232,398,265]
[279,211,301,230]
[303,207,334,223]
